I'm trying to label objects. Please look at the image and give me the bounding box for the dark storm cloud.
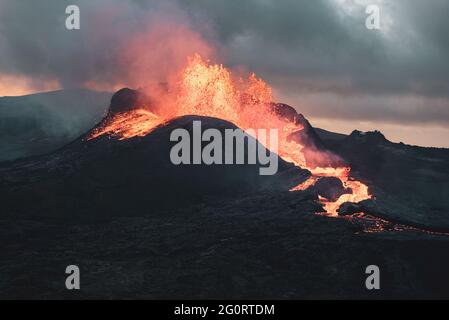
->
[0,0,201,87]
[178,0,449,127]
[281,92,449,127]
[180,0,449,98]
[0,0,448,127]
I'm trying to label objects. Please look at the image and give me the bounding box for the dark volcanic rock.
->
[269,102,345,168]
[269,103,299,123]
[339,197,449,232]
[292,114,327,150]
[347,130,388,145]
[338,202,364,216]
[2,190,449,299]
[313,176,351,201]
[269,103,324,150]
[109,88,152,115]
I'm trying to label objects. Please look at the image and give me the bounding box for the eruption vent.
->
[88,54,371,215]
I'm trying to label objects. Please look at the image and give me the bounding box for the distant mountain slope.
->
[314,127,347,142]
[0,89,111,161]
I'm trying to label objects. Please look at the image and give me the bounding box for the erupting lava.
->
[88,54,371,215]
[90,109,161,140]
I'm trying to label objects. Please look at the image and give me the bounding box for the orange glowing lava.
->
[290,166,371,216]
[89,109,163,140]
[88,54,371,215]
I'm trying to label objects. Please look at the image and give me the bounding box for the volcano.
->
[0,80,358,225]
[2,57,449,299]
[0,94,310,220]
[2,84,449,229]
[1,56,374,220]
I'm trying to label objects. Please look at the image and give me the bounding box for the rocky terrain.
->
[322,130,449,231]
[1,189,449,299]
[0,89,111,162]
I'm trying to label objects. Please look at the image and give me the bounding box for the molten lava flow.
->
[290,166,371,216]
[89,109,162,140]
[88,53,371,215]
[312,168,370,216]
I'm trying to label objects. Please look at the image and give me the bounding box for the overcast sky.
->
[0,0,448,147]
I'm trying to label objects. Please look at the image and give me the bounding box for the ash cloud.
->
[0,0,215,89]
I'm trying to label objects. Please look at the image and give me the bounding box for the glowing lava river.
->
[88,54,372,216]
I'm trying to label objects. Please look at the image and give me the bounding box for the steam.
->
[0,0,218,162]
[0,0,216,91]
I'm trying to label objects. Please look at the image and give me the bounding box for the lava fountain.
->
[88,54,371,215]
